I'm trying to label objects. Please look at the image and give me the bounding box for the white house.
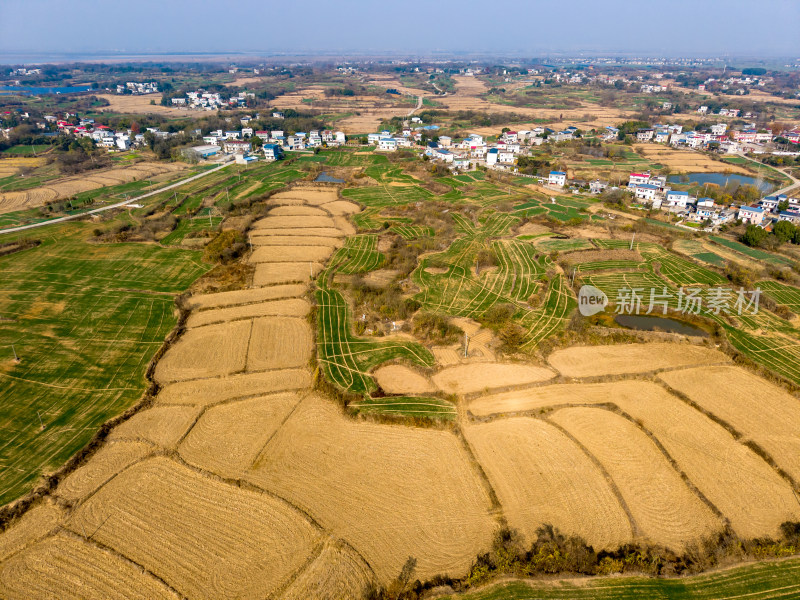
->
[665,190,690,208]
[367,133,383,144]
[738,205,764,225]
[378,137,397,152]
[633,184,658,202]
[760,196,780,212]
[629,172,651,186]
[548,171,567,186]
[498,151,516,164]
[486,148,499,166]
[711,123,728,135]
[263,143,284,161]
[223,139,251,154]
[636,129,654,142]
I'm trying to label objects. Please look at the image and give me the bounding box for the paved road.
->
[734,152,799,197]
[406,94,424,117]
[0,160,232,235]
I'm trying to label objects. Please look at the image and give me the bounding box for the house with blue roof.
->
[738,205,765,225]
[548,171,566,186]
[665,190,691,208]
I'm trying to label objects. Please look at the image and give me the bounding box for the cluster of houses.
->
[51,117,145,150]
[189,126,347,163]
[115,82,158,94]
[622,170,798,230]
[170,90,254,110]
[8,68,41,76]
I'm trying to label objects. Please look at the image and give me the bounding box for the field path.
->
[0,160,232,236]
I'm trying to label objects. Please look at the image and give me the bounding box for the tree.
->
[740,224,768,247]
[778,199,789,212]
[773,220,796,244]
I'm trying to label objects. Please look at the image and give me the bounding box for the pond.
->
[614,314,708,337]
[668,172,774,193]
[314,171,344,183]
[0,85,93,94]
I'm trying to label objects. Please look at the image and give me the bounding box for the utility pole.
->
[630,232,636,250]
[464,333,469,358]
[37,411,44,430]
[12,344,19,363]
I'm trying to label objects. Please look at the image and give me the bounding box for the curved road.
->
[0,160,232,236]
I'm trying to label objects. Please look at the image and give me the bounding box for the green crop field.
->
[329,234,385,274]
[760,281,800,309]
[575,260,645,272]
[440,557,800,599]
[391,224,434,239]
[0,224,209,505]
[533,237,594,252]
[349,396,457,420]
[315,287,434,394]
[342,184,433,206]
[711,236,795,267]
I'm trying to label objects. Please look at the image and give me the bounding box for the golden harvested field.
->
[57,441,152,502]
[271,187,340,204]
[0,162,185,214]
[468,379,657,417]
[154,320,252,383]
[246,395,495,582]
[547,343,730,378]
[433,363,555,395]
[249,234,344,247]
[613,389,800,539]
[465,418,632,549]
[0,531,180,600]
[247,317,312,371]
[95,93,189,115]
[185,298,311,327]
[185,283,307,310]
[659,366,800,483]
[373,364,435,394]
[248,244,334,264]
[251,215,338,229]
[156,368,311,407]
[249,226,344,238]
[0,501,63,562]
[269,205,330,216]
[252,261,323,285]
[67,457,321,599]
[632,144,755,175]
[321,200,361,215]
[282,540,375,600]
[0,156,45,178]
[107,405,201,448]
[179,393,300,478]
[550,407,720,550]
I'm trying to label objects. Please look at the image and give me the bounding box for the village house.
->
[665,190,691,208]
[548,171,567,186]
[633,183,658,202]
[486,148,499,166]
[589,180,608,194]
[263,143,284,161]
[378,137,397,152]
[629,172,651,186]
[636,128,654,142]
[738,205,765,225]
[654,130,670,143]
[223,139,251,154]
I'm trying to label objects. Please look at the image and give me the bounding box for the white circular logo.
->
[578,285,608,316]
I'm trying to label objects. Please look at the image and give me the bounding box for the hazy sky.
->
[1,0,798,58]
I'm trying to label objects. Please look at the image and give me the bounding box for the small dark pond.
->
[314,171,344,183]
[614,314,707,337]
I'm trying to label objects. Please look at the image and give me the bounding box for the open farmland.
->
[0,223,208,505]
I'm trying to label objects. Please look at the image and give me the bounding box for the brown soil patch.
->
[156,369,310,407]
[465,418,632,549]
[249,245,334,264]
[547,343,730,378]
[659,366,800,483]
[361,268,400,288]
[246,395,495,583]
[186,298,310,327]
[433,363,555,395]
[186,284,306,311]
[95,93,188,116]
[282,540,375,600]
[67,457,320,599]
[247,317,312,371]
[373,364,435,394]
[517,222,553,236]
[613,387,800,539]
[0,531,180,599]
[550,407,720,550]
[154,320,251,384]
[58,441,152,502]
[0,501,64,562]
[252,262,323,286]
[179,393,300,478]
[107,405,201,448]
[334,216,357,236]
